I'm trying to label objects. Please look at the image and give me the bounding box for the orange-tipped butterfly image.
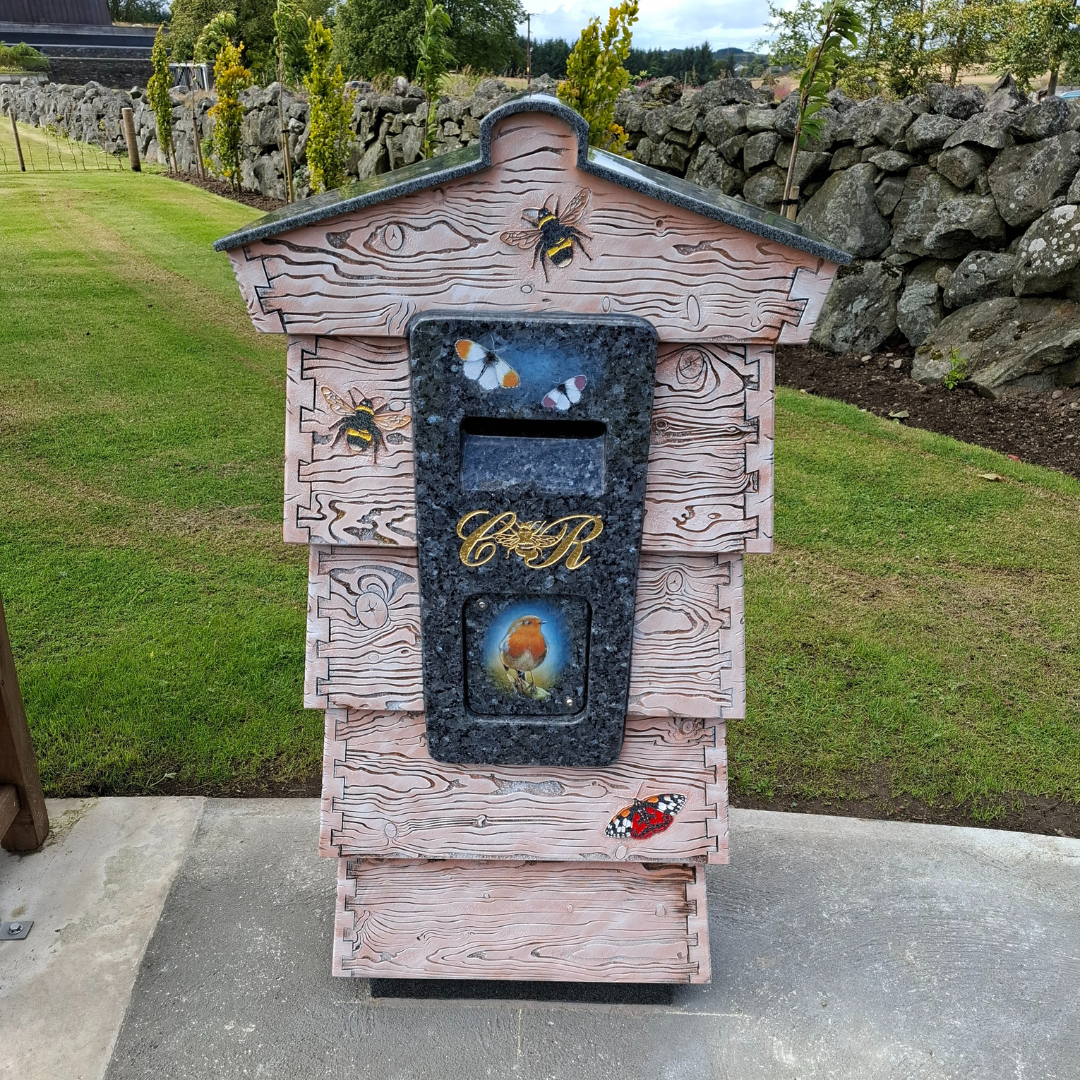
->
[456,339,520,390]
[499,615,550,701]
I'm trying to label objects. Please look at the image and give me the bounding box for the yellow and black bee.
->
[319,386,410,463]
[501,188,592,280]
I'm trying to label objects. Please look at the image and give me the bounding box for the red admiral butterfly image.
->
[605,794,687,840]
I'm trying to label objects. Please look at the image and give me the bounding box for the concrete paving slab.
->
[0,797,204,1080]
[100,800,1080,1080]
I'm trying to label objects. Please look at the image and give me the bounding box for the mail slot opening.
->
[460,417,606,496]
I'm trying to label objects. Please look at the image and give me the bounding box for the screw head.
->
[476,599,488,611]
[564,697,574,708]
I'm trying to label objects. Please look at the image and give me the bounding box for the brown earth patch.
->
[732,786,1080,839]
[778,343,1080,481]
[172,172,287,213]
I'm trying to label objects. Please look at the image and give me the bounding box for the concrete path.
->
[3,799,1078,1079]
[0,797,203,1080]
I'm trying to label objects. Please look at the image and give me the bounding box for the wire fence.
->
[0,114,125,173]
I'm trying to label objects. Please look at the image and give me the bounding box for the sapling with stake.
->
[781,0,862,219]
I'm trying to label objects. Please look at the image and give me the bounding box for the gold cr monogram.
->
[456,510,604,571]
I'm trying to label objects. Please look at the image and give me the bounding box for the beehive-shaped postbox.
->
[215,95,847,984]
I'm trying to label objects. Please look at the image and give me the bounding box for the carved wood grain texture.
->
[646,342,774,555]
[306,546,745,720]
[319,707,729,864]
[283,335,775,555]
[227,111,836,345]
[334,857,710,983]
[285,335,417,547]
[305,545,424,713]
[628,555,742,719]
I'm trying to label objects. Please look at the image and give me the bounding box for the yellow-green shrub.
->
[304,18,355,193]
[208,38,252,191]
[557,0,637,155]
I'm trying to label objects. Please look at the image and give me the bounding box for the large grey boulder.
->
[717,132,748,165]
[891,167,1006,258]
[987,132,1080,227]
[927,82,985,120]
[684,144,746,195]
[943,250,1018,308]
[874,102,914,146]
[703,104,748,145]
[697,78,756,107]
[1010,97,1069,141]
[1012,204,1080,297]
[984,73,1028,114]
[772,144,831,186]
[942,111,1012,151]
[745,105,777,132]
[744,131,781,170]
[811,260,904,353]
[936,144,987,189]
[897,259,948,346]
[905,112,961,153]
[913,296,1080,394]
[772,94,801,139]
[867,148,915,172]
[796,162,891,257]
[834,98,885,147]
[742,165,787,210]
[875,175,907,216]
[829,144,861,170]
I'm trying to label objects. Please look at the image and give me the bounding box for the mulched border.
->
[777,343,1080,480]
[172,171,287,213]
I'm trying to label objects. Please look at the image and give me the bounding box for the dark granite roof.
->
[213,94,851,265]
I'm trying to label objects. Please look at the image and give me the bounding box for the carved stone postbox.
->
[216,96,847,984]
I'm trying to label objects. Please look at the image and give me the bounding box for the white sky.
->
[522,0,774,51]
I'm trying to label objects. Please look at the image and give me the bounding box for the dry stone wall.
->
[5,71,1080,396]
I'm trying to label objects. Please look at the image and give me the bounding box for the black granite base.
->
[369,978,677,1005]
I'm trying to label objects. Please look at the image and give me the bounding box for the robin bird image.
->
[499,615,550,701]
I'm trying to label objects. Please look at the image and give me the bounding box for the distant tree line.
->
[763,0,1080,98]
[525,38,769,82]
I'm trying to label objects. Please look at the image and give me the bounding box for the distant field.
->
[0,157,1077,824]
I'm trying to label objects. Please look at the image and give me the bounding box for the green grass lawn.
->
[1,145,1078,819]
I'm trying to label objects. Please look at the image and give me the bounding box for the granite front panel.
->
[409,314,658,767]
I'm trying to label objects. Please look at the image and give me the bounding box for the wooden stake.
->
[122,106,141,172]
[190,87,203,180]
[0,593,49,851]
[280,99,294,203]
[9,108,25,172]
[784,184,800,222]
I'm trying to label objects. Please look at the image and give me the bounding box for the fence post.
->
[190,88,204,180]
[122,106,141,172]
[0,593,49,851]
[9,108,26,172]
